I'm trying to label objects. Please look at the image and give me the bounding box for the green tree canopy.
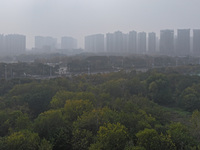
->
[89,123,129,150]
[64,99,94,122]
[147,73,172,105]
[0,130,40,150]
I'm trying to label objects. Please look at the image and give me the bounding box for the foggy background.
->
[0,0,200,49]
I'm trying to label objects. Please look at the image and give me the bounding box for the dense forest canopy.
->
[0,63,200,149]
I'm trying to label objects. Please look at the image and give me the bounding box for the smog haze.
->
[0,0,200,48]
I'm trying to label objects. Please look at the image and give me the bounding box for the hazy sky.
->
[0,0,200,48]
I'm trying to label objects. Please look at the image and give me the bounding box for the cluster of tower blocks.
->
[85,29,200,56]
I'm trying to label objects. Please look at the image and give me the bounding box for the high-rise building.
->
[160,30,174,55]
[4,34,26,56]
[35,36,44,49]
[148,32,156,54]
[35,36,57,51]
[0,34,4,54]
[193,29,200,55]
[138,32,146,54]
[114,31,123,52]
[85,34,104,52]
[123,33,129,52]
[61,36,77,49]
[128,31,137,53]
[176,29,190,56]
[106,33,114,52]
[106,31,126,53]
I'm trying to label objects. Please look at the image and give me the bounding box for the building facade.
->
[148,32,156,54]
[123,33,129,52]
[85,34,104,52]
[35,36,57,52]
[176,29,190,56]
[128,31,137,53]
[138,32,146,54]
[0,34,4,54]
[193,29,200,55]
[106,33,114,52]
[4,34,26,56]
[61,36,77,50]
[160,30,174,55]
[114,31,123,53]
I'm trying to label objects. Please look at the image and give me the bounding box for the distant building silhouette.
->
[85,34,104,52]
[114,31,123,53]
[3,28,200,56]
[148,32,156,54]
[138,32,146,54]
[123,33,129,52]
[106,33,114,52]
[4,34,26,56]
[35,36,57,52]
[176,29,190,56]
[160,30,174,55]
[61,36,77,50]
[128,31,137,53]
[0,34,4,54]
[193,29,200,55]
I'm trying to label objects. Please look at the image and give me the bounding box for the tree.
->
[126,77,146,96]
[52,127,72,150]
[50,91,96,109]
[2,130,40,150]
[6,82,59,117]
[179,86,200,111]
[14,113,32,131]
[73,107,118,134]
[26,84,58,117]
[38,139,53,150]
[102,78,127,98]
[50,91,75,109]
[147,73,172,105]
[72,129,94,150]
[167,122,196,149]
[136,128,175,150]
[34,109,65,138]
[96,92,112,108]
[136,128,160,150]
[0,110,32,136]
[34,109,72,150]
[89,123,129,150]
[64,99,93,122]
[191,110,200,141]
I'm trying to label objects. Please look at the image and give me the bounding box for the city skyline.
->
[0,0,200,48]
[84,29,200,56]
[1,29,200,56]
[0,28,198,50]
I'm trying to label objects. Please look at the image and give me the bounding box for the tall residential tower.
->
[176,29,190,56]
[35,36,57,52]
[128,31,137,53]
[193,29,200,55]
[138,32,146,54]
[4,34,26,56]
[85,34,104,52]
[61,36,77,50]
[160,30,174,55]
[148,32,156,54]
